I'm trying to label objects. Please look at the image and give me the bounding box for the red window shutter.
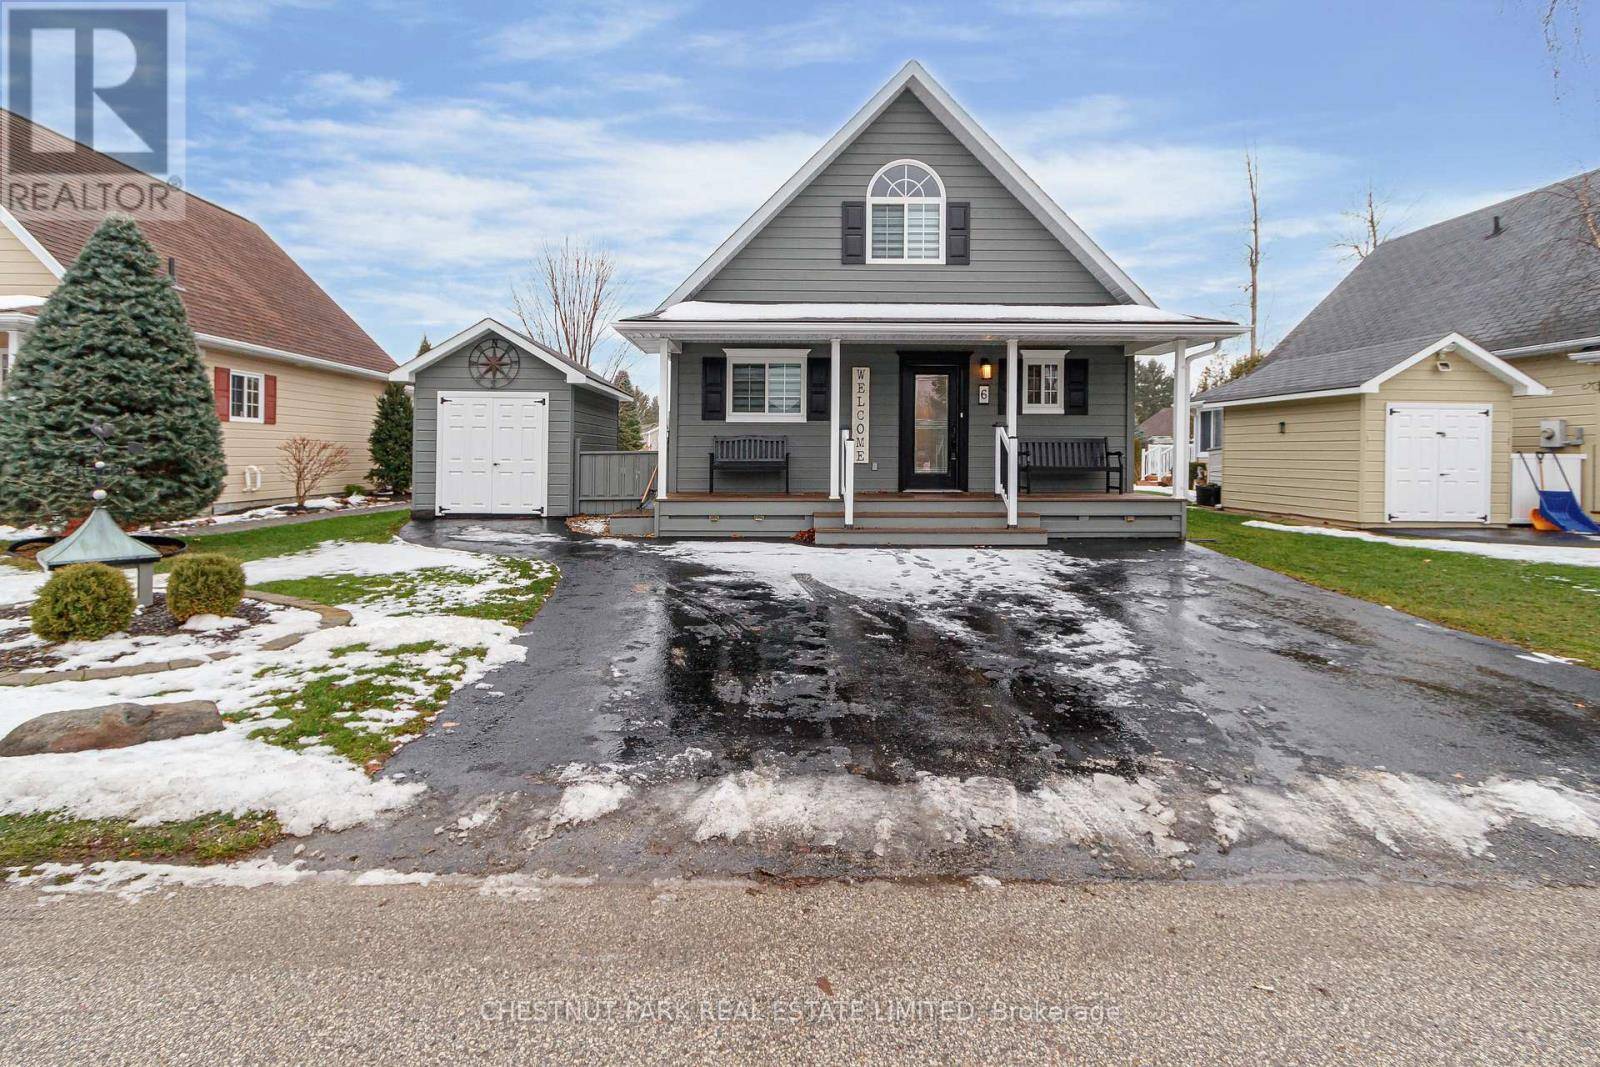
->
[214,366,230,421]
[264,374,278,424]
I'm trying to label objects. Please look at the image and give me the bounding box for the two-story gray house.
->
[614,61,1241,545]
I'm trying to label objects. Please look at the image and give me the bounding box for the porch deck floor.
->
[663,491,1167,503]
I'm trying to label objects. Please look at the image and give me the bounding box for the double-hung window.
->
[1022,352,1065,414]
[867,160,944,263]
[726,350,807,422]
[230,370,264,422]
[1197,409,1223,452]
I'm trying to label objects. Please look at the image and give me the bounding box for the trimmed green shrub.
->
[166,553,246,622]
[31,563,135,642]
[343,484,369,497]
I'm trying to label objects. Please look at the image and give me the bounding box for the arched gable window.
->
[867,160,944,264]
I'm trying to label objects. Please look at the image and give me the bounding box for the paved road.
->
[294,520,1600,885]
[3,879,1596,1064]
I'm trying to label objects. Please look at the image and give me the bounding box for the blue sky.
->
[175,0,1596,387]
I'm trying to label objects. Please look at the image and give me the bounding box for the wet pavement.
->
[296,520,1600,885]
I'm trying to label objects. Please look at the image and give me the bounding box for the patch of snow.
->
[244,537,499,584]
[0,523,48,540]
[568,516,608,536]
[1209,771,1600,857]
[676,768,1186,860]
[180,613,247,633]
[656,300,1218,324]
[0,565,47,605]
[549,781,634,827]
[449,526,566,547]
[1517,651,1581,665]
[968,874,1002,889]
[0,731,425,836]
[350,868,436,887]
[1241,521,1600,568]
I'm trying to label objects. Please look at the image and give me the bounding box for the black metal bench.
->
[1018,437,1125,494]
[710,436,790,493]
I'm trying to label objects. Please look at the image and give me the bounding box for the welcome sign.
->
[851,367,870,464]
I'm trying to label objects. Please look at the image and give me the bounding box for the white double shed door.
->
[1385,403,1491,523]
[436,392,549,515]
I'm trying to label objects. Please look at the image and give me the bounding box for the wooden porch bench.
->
[1017,437,1125,494]
[710,436,790,494]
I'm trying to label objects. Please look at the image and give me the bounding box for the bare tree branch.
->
[1244,150,1262,363]
[1336,183,1391,260]
[278,437,350,509]
[1537,0,1588,95]
[511,238,633,379]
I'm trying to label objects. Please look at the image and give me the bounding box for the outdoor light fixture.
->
[1278,421,1287,434]
[979,358,994,380]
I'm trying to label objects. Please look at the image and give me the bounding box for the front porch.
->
[654,490,1184,545]
[616,302,1240,546]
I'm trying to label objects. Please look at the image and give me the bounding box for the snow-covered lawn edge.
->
[1242,521,1600,567]
[0,535,539,842]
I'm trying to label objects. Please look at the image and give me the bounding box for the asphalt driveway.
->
[298,520,1600,884]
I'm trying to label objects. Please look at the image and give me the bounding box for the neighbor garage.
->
[389,319,632,519]
[1199,334,1549,528]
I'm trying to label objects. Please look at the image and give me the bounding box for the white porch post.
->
[656,338,672,501]
[828,337,841,499]
[1171,338,1189,502]
[1006,338,1020,527]
[1005,338,1019,440]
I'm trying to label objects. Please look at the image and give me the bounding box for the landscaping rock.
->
[0,700,223,756]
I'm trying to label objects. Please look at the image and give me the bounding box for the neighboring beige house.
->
[1197,173,1600,528]
[0,109,395,512]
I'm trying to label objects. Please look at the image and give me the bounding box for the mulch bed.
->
[0,593,273,673]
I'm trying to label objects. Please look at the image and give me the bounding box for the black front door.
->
[898,355,968,491]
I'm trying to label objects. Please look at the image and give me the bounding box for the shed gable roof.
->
[661,60,1152,309]
[1201,170,1600,404]
[389,317,631,402]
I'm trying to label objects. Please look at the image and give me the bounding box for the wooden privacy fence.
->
[576,449,656,514]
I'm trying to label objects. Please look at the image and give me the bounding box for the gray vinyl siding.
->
[669,344,1130,494]
[412,347,576,517]
[693,90,1117,304]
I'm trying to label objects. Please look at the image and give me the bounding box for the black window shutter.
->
[1065,358,1089,415]
[702,356,727,421]
[946,202,970,265]
[806,356,830,422]
[841,201,865,264]
[995,358,1006,418]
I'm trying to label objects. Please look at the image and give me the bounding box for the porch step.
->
[813,510,1040,531]
[838,495,1009,514]
[813,524,1049,548]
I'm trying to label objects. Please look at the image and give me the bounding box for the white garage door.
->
[1385,403,1491,523]
[437,392,549,515]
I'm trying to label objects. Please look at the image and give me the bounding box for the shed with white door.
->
[1199,334,1550,528]
[389,319,631,519]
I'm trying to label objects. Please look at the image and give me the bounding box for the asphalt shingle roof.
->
[1200,171,1600,404]
[1,109,394,374]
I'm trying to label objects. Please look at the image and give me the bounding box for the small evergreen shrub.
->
[31,563,135,642]
[166,553,246,622]
[343,484,369,497]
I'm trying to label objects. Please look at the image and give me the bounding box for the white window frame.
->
[229,370,264,423]
[724,348,809,423]
[1021,350,1068,414]
[865,158,946,265]
[1197,409,1223,452]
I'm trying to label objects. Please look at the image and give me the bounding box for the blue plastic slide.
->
[1537,489,1600,534]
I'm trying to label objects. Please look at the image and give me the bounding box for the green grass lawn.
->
[163,507,408,567]
[1188,508,1600,666]
[0,811,281,874]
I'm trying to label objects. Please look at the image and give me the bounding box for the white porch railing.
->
[839,427,856,527]
[993,424,1019,528]
[1142,442,1175,481]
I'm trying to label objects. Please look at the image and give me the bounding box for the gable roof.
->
[1137,406,1173,438]
[659,60,1153,310]
[0,108,394,376]
[389,317,631,402]
[1201,171,1600,404]
[1200,333,1549,407]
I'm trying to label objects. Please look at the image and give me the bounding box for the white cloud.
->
[683,6,990,69]
[492,0,682,60]
[301,71,400,106]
